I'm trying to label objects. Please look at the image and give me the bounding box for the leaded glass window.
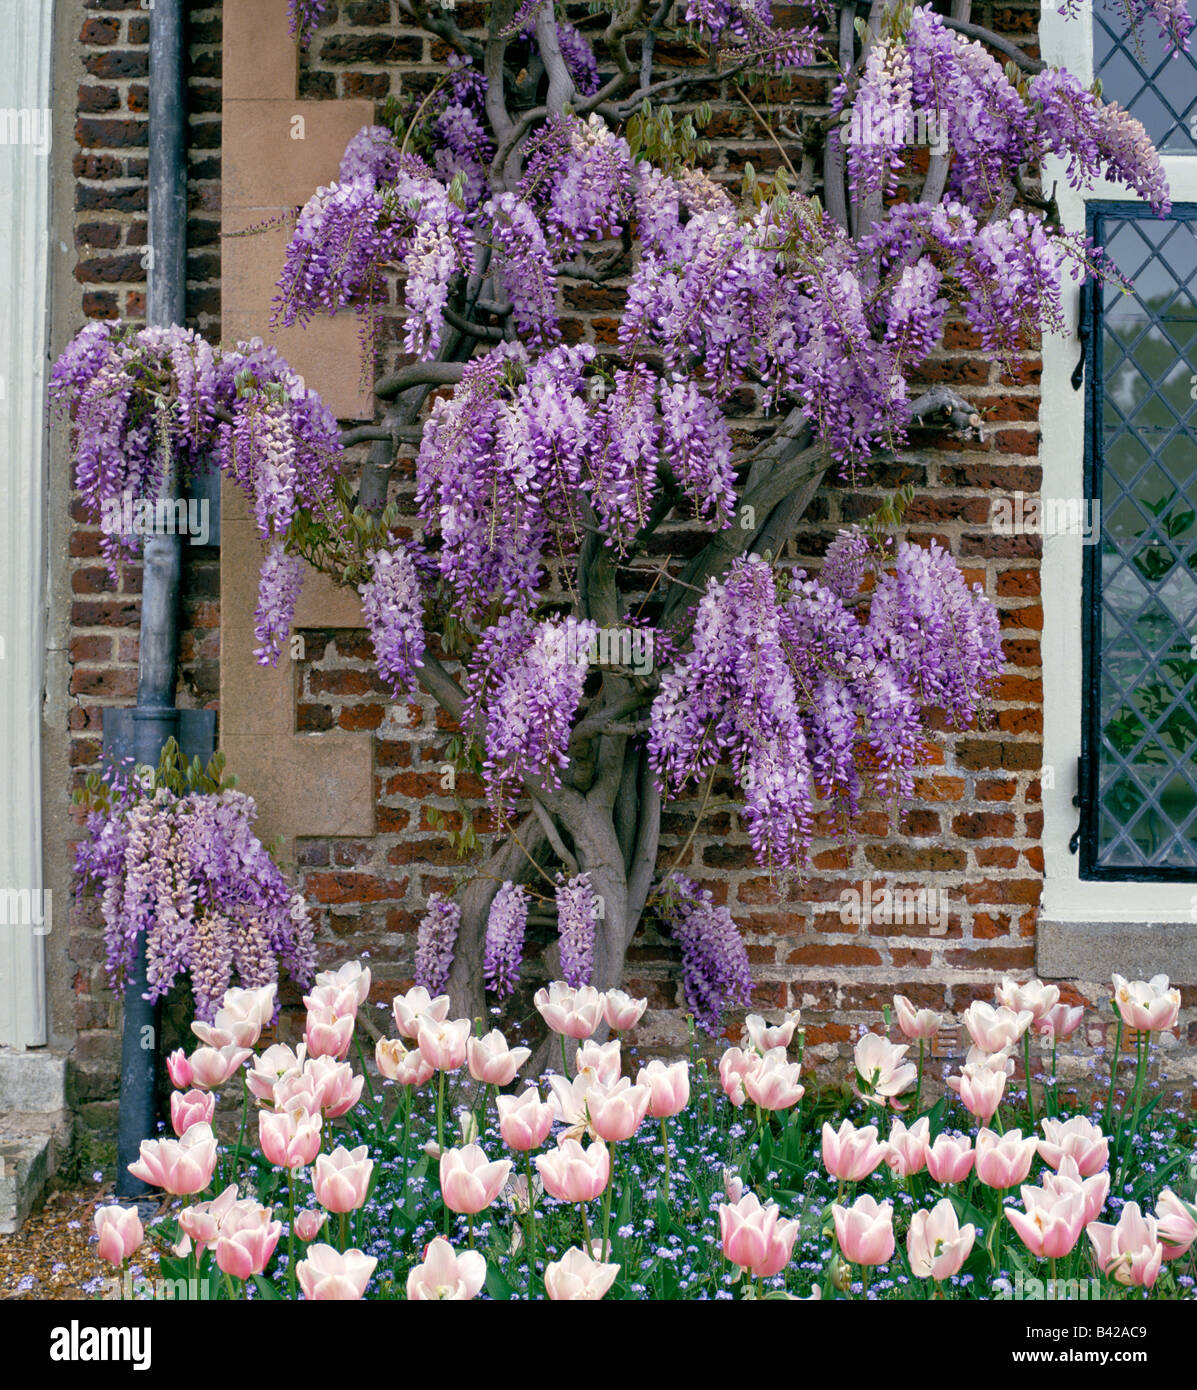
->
[1092,1,1197,156]
[1082,204,1197,877]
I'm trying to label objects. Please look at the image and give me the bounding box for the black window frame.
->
[1079,200,1197,882]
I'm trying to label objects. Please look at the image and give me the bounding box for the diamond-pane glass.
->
[1092,0,1197,154]
[1091,210,1197,873]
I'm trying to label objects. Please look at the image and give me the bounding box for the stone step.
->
[0,1049,71,1231]
[0,1131,54,1234]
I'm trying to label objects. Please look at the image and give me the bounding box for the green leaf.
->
[252,1273,283,1300]
[484,1261,512,1301]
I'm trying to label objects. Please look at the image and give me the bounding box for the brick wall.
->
[57,1,1194,1148]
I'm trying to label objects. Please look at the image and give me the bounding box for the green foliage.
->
[624,100,712,174]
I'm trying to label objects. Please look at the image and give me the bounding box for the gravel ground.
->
[0,1183,167,1301]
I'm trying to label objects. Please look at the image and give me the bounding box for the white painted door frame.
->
[0,0,53,1047]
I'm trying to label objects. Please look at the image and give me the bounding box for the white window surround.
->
[1036,8,1197,976]
[0,2,52,1045]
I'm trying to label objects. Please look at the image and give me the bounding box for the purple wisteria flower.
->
[415,893,461,997]
[484,881,528,997]
[555,872,598,988]
[660,874,753,1035]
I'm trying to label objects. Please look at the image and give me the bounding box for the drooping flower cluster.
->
[359,546,425,698]
[75,773,316,1022]
[254,544,306,666]
[650,540,1002,868]
[521,114,636,252]
[659,874,753,1035]
[274,140,473,360]
[683,0,822,69]
[462,613,596,810]
[555,872,598,988]
[51,326,344,589]
[415,893,461,997]
[287,0,329,49]
[484,881,528,998]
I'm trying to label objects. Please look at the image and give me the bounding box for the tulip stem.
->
[914,1039,925,1115]
[1118,1031,1149,1183]
[223,1270,238,1302]
[580,1200,594,1252]
[601,1143,616,1263]
[286,1168,297,1299]
[660,1117,671,1203]
[1022,1030,1037,1131]
[340,1210,349,1253]
[861,1265,870,1300]
[561,1034,570,1077]
[1105,1014,1123,1132]
[233,1076,249,1190]
[468,1211,476,1249]
[523,1151,538,1278]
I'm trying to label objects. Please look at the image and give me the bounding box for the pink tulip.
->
[211,982,277,1048]
[392,986,450,1040]
[1036,1002,1084,1041]
[718,1046,762,1108]
[304,1006,355,1062]
[177,1186,238,1259]
[544,1246,621,1300]
[297,1244,376,1300]
[744,1010,802,1053]
[415,1017,471,1073]
[246,1043,305,1103]
[893,995,942,1041]
[585,1077,651,1143]
[314,960,371,1007]
[497,1089,555,1152]
[375,1037,435,1087]
[536,1138,610,1204]
[294,1208,327,1243]
[946,1055,1007,1121]
[603,989,647,1033]
[304,1055,364,1118]
[853,1033,916,1108]
[1111,974,1180,1033]
[94,1204,143,1266]
[821,1119,887,1183]
[166,1048,193,1089]
[1087,1202,1163,1288]
[925,1133,975,1184]
[1155,1189,1197,1261]
[467,1029,531,1087]
[743,1051,805,1112]
[439,1144,513,1215]
[1006,1187,1089,1260]
[574,1039,622,1086]
[187,1023,243,1051]
[272,1071,321,1118]
[547,1072,595,1131]
[188,1042,252,1090]
[1038,1116,1108,1177]
[313,1144,374,1213]
[170,1087,216,1137]
[719,1191,800,1277]
[884,1116,930,1178]
[907,1199,975,1280]
[1036,1157,1109,1227]
[258,1106,322,1170]
[974,1128,1039,1190]
[127,1122,218,1195]
[636,1060,690,1119]
[995,975,1060,1024]
[407,1237,487,1300]
[534,982,606,1040]
[213,1203,282,1281]
[962,1001,1033,1053]
[831,1195,895,1266]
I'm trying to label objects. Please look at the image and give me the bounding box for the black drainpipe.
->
[111,0,212,1200]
